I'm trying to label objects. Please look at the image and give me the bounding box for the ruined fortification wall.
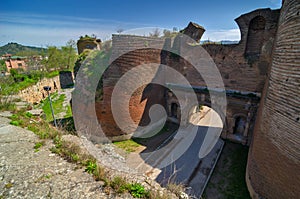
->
[203,8,279,92]
[95,7,280,139]
[77,37,101,54]
[91,8,280,141]
[247,0,300,198]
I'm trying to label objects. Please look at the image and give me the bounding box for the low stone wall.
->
[18,76,61,104]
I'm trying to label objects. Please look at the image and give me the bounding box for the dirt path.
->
[0,114,132,199]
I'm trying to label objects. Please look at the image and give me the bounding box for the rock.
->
[0,111,12,118]
[27,109,43,116]
[0,116,10,127]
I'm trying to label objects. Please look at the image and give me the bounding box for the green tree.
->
[61,40,77,70]
[45,46,61,71]
[0,60,6,72]
[149,28,160,38]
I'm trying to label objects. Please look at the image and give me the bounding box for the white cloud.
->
[201,29,241,41]
[0,12,241,47]
[0,12,155,46]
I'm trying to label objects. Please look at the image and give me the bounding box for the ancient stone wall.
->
[18,76,60,104]
[247,0,300,198]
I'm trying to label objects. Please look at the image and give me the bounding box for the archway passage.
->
[189,105,223,128]
[233,116,246,136]
[245,16,266,57]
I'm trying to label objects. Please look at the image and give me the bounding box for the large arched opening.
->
[189,105,223,129]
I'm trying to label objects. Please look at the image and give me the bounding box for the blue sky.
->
[0,0,281,47]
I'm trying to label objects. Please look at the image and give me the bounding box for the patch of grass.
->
[41,92,66,122]
[223,144,250,199]
[10,120,22,126]
[110,176,128,193]
[107,176,149,198]
[34,141,45,152]
[45,70,59,78]
[92,164,106,182]
[9,109,60,140]
[65,103,73,118]
[50,138,88,164]
[25,111,33,118]
[113,139,141,153]
[203,141,250,199]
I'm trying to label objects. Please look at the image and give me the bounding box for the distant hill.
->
[0,42,46,56]
[220,40,239,45]
[200,40,239,45]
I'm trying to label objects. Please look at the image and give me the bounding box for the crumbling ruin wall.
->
[77,37,101,54]
[94,8,280,140]
[246,0,300,198]
[18,76,60,104]
[202,8,280,92]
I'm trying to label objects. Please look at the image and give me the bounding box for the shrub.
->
[128,183,149,198]
[34,142,44,149]
[85,160,97,174]
[10,120,20,126]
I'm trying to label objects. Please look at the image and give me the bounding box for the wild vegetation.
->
[1,100,177,198]
[0,69,60,98]
[203,141,250,199]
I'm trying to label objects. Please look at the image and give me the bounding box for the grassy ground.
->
[113,139,142,153]
[40,92,70,122]
[112,125,170,153]
[203,141,250,199]
[41,92,62,121]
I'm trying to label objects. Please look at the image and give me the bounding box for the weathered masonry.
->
[95,8,280,145]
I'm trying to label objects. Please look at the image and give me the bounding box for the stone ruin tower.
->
[77,36,101,54]
[246,0,300,198]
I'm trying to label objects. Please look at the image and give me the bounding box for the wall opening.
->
[233,116,246,136]
[189,105,223,128]
[245,16,266,58]
[171,103,178,118]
